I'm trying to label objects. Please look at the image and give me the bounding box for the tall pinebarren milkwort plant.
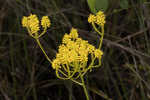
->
[22,11,106,100]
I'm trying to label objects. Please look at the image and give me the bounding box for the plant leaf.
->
[120,0,129,9]
[95,0,109,12]
[87,0,97,14]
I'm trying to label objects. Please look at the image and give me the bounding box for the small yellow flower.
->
[52,28,103,79]
[78,47,88,62]
[28,14,40,34]
[52,59,61,69]
[22,14,40,35]
[87,44,95,53]
[62,34,71,44]
[88,14,96,23]
[88,11,106,26]
[22,16,28,27]
[68,50,78,63]
[41,16,51,28]
[95,11,106,26]
[70,28,78,39]
[94,49,103,58]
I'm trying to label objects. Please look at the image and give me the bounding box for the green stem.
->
[92,23,104,49]
[80,76,90,100]
[98,26,104,49]
[71,79,83,86]
[81,57,96,77]
[35,38,52,63]
[92,23,102,36]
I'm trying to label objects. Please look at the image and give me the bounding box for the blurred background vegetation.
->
[0,0,150,100]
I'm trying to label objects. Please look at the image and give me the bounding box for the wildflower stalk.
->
[22,11,105,100]
[98,26,104,49]
[92,22,102,35]
[22,14,52,64]
[80,76,90,100]
[91,22,104,49]
[36,27,47,38]
[71,79,83,86]
[35,38,52,63]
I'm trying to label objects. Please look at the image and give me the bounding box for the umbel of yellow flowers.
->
[22,14,51,39]
[52,28,103,80]
[88,11,105,26]
[88,11,106,50]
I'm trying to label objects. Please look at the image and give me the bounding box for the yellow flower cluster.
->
[88,14,96,24]
[22,14,40,35]
[22,14,51,37]
[88,11,106,26]
[70,28,78,39]
[41,16,51,28]
[52,28,103,70]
